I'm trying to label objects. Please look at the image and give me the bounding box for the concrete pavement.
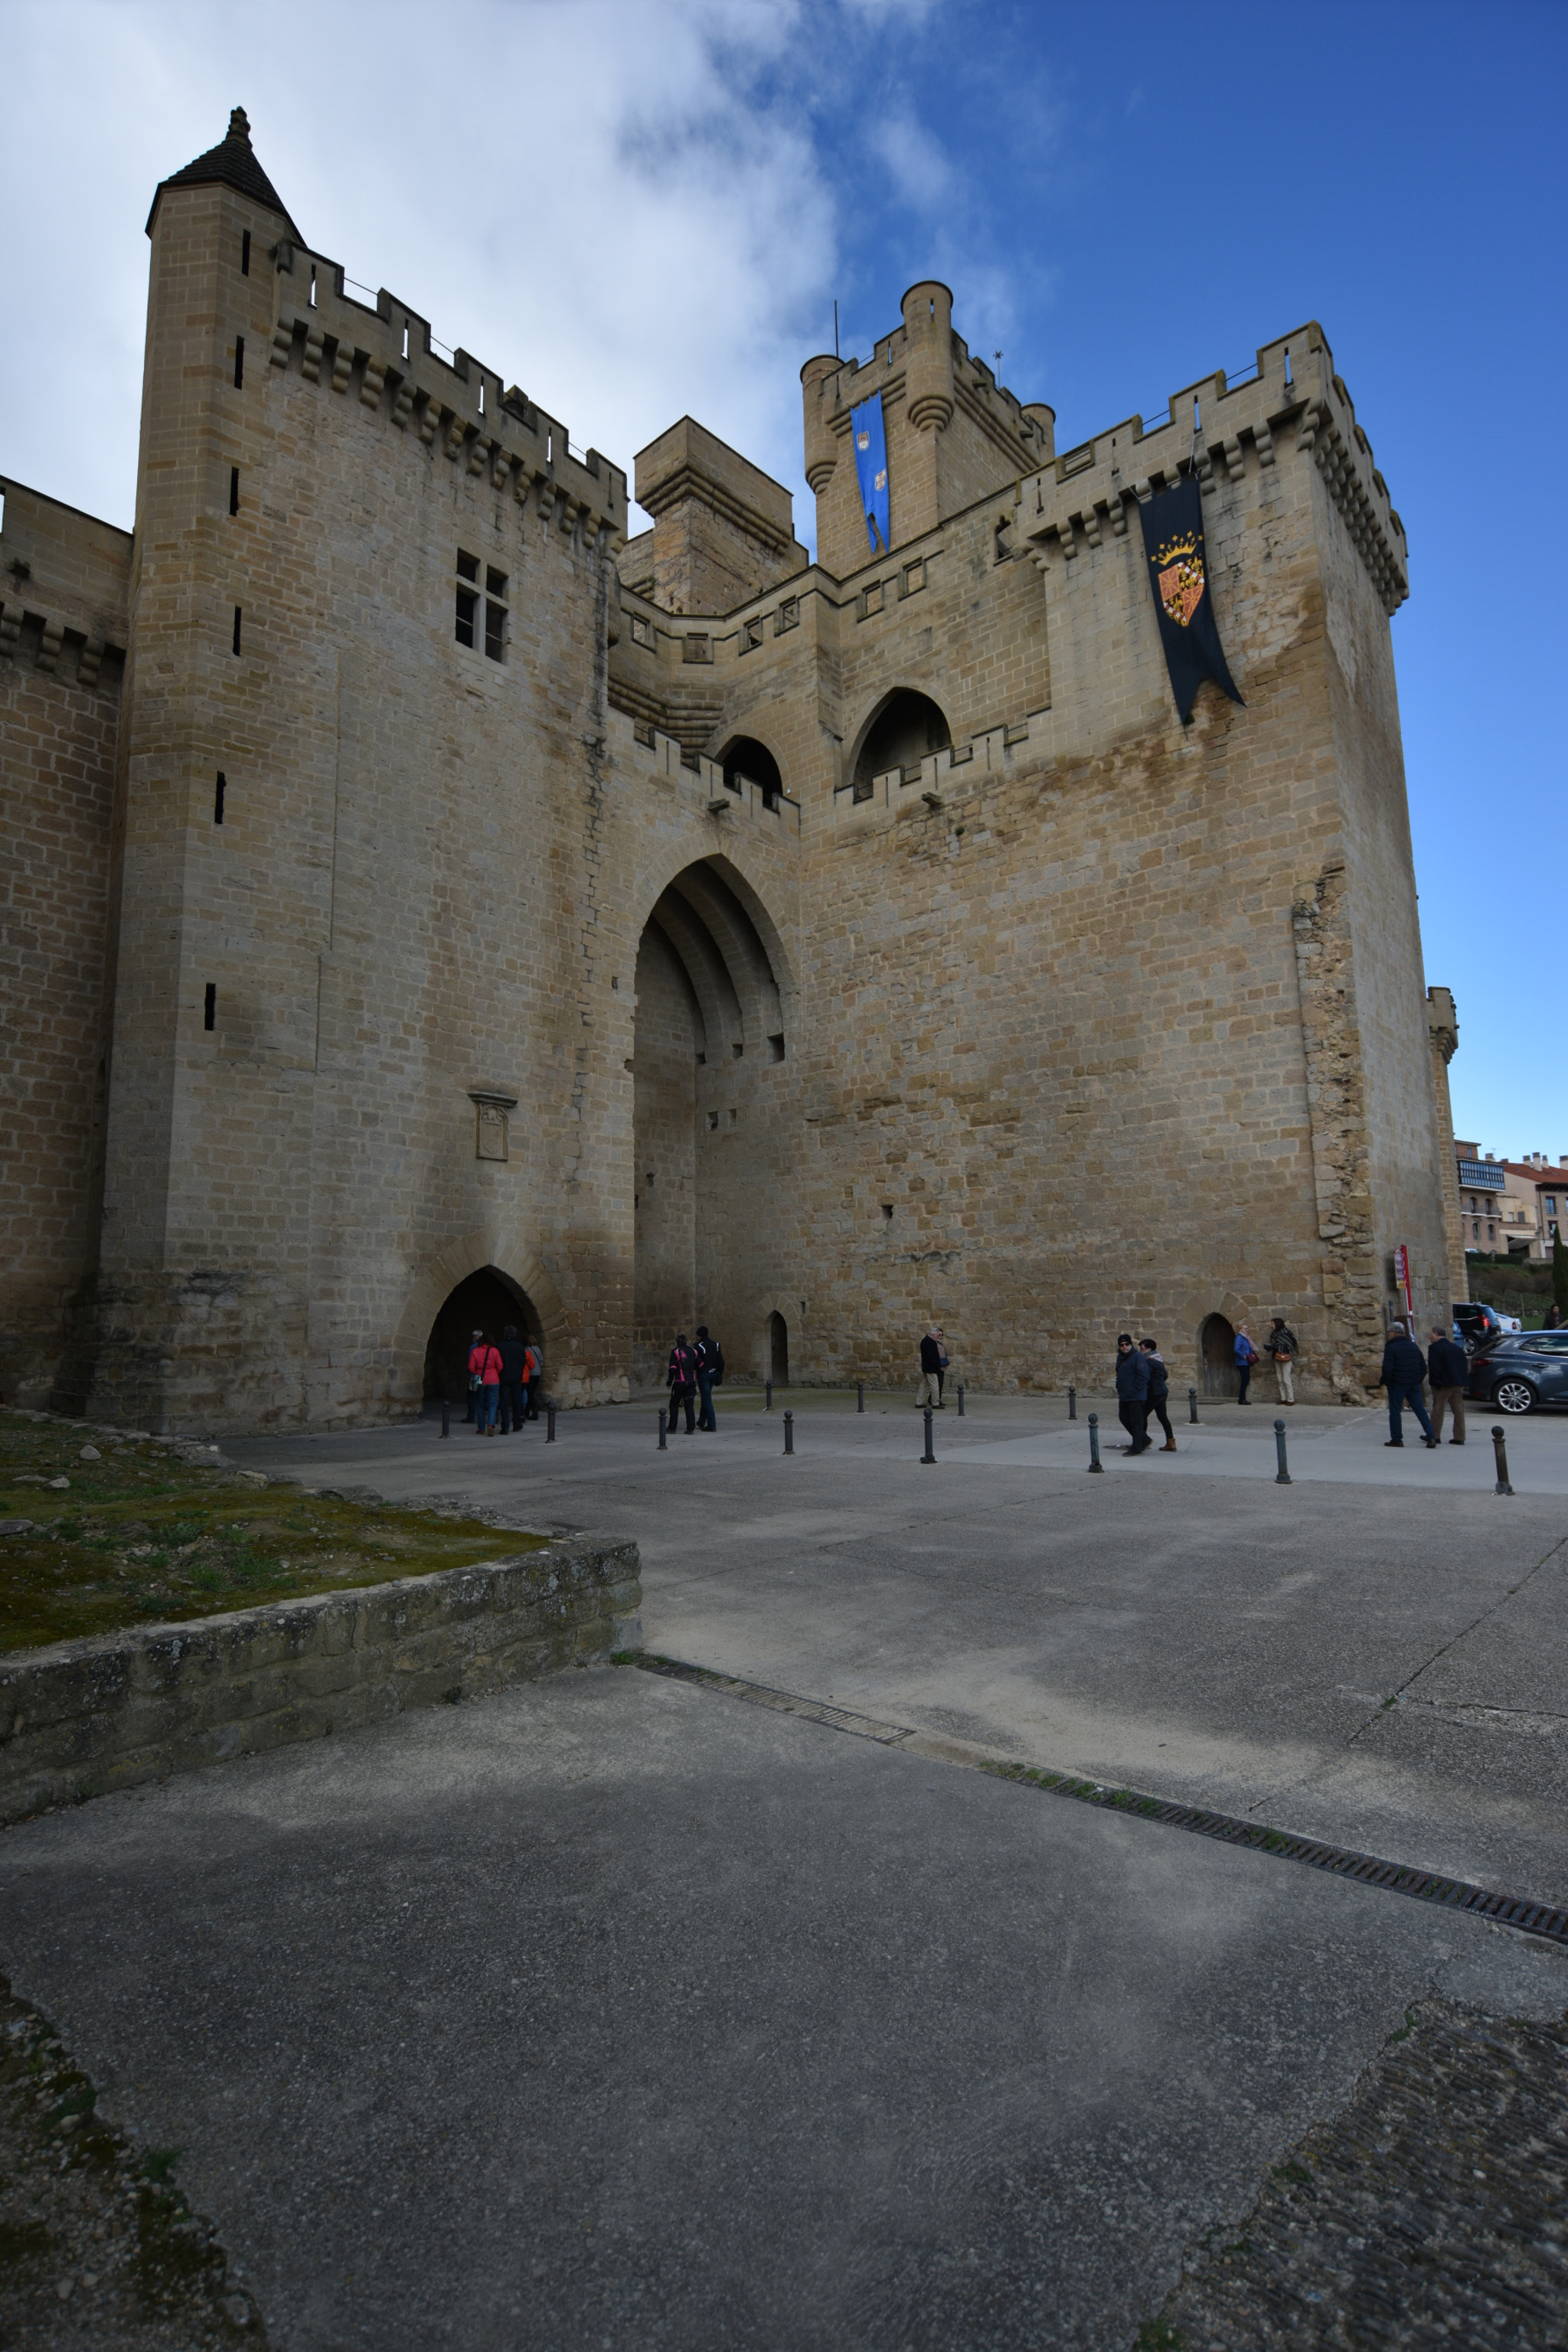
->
[2,1666,1564,2352]
[222,1390,1568,1909]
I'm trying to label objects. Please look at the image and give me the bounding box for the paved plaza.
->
[2,1387,1566,2347]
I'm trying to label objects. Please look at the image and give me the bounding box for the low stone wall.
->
[0,1537,641,1825]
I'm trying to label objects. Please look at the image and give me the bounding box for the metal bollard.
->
[546,1403,556,1444]
[1188,1387,1199,1424]
[858,1380,864,1413]
[658,1407,668,1452]
[1274,1416,1292,1485]
[922,1406,936,1465]
[1087,1412,1103,1472]
[440,1399,450,1439]
[783,1410,795,1455]
[1491,1424,1514,1497]
[766,1380,773,1413]
[1068,1384,1076,1420]
[956,1383,965,1417]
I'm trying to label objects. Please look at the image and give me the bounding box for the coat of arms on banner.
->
[1155,532,1205,627]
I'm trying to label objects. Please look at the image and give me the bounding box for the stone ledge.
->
[0,1537,641,1825]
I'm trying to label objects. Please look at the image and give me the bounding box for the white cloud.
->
[0,0,864,544]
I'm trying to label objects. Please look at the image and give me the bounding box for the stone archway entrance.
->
[423,1267,543,1410]
[632,857,792,1390]
[1199,1312,1236,1401]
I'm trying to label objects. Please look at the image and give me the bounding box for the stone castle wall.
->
[0,122,1457,1429]
[0,482,131,1410]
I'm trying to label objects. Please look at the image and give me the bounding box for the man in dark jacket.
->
[497,1325,529,1435]
[1115,1333,1152,1454]
[1139,1338,1176,1451]
[1426,1324,1468,1445]
[667,1332,698,1434]
[694,1326,724,1432]
[1377,1320,1437,1448]
[916,1329,943,1409]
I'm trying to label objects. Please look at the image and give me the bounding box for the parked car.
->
[1465,1330,1568,1415]
[1453,1302,1506,1353]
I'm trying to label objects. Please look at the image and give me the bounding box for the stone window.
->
[776,597,799,635]
[743,616,763,652]
[683,632,712,664]
[901,558,926,596]
[630,614,655,648]
[455,554,507,661]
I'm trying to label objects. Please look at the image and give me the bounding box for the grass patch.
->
[0,1410,546,1651]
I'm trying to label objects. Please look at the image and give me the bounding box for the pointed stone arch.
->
[392,1227,573,1405]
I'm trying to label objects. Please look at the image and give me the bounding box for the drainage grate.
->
[626,1652,1568,1950]
[978,1762,1568,1949]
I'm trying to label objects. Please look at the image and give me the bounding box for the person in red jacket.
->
[468,1333,502,1434]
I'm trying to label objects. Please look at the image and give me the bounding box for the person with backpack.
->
[1375,1318,1438,1449]
[1115,1332,1152,1454]
[694,1326,724,1432]
[667,1331,698,1434]
[1233,1321,1259,1404]
[916,1328,943,1408]
[468,1331,502,1435]
[1267,1317,1299,1405]
[498,1324,529,1434]
[1139,1338,1177,1451]
[522,1337,542,1420]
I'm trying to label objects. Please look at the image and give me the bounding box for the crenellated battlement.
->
[1015,323,1408,616]
[266,240,628,550]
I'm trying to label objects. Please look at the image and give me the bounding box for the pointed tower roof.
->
[145,108,303,242]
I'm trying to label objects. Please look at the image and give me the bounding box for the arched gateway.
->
[632,856,793,1388]
[423,1267,544,1409]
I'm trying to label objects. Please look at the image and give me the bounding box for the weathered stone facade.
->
[0,112,1457,1429]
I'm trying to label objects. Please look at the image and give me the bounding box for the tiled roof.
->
[145,108,302,241]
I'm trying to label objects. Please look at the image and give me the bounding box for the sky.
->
[2,0,1562,1158]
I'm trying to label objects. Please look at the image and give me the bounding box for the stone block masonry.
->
[0,1534,642,1826]
[0,108,1459,1429]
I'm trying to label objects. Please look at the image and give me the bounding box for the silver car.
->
[1467,1331,1568,1416]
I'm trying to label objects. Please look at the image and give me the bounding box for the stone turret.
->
[801,279,1053,577]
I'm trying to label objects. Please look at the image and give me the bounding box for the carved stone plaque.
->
[469,1088,517,1163]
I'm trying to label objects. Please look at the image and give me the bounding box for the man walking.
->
[1376,1318,1438,1449]
[694,1325,724,1432]
[1267,1317,1298,1405]
[1233,1321,1259,1404]
[1139,1338,1177,1451]
[1115,1333,1152,1454]
[916,1328,944,1409]
[667,1331,698,1434]
[1427,1323,1468,1445]
[498,1324,529,1435]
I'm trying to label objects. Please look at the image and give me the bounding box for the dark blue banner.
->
[851,395,890,556]
[1138,477,1244,723]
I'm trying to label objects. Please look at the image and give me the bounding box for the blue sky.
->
[2,0,1561,1155]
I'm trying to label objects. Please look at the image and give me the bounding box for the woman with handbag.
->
[468,1332,502,1435]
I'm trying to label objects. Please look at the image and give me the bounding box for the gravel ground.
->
[0,1975,264,2350]
[1148,1996,1568,2348]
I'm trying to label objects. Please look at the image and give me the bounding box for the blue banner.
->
[851,395,890,556]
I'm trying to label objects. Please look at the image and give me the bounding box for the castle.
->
[0,111,1465,1431]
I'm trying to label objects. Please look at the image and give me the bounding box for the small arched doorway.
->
[769,1312,789,1386]
[1199,1313,1236,1401]
[851,689,952,792]
[423,1267,543,1410]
